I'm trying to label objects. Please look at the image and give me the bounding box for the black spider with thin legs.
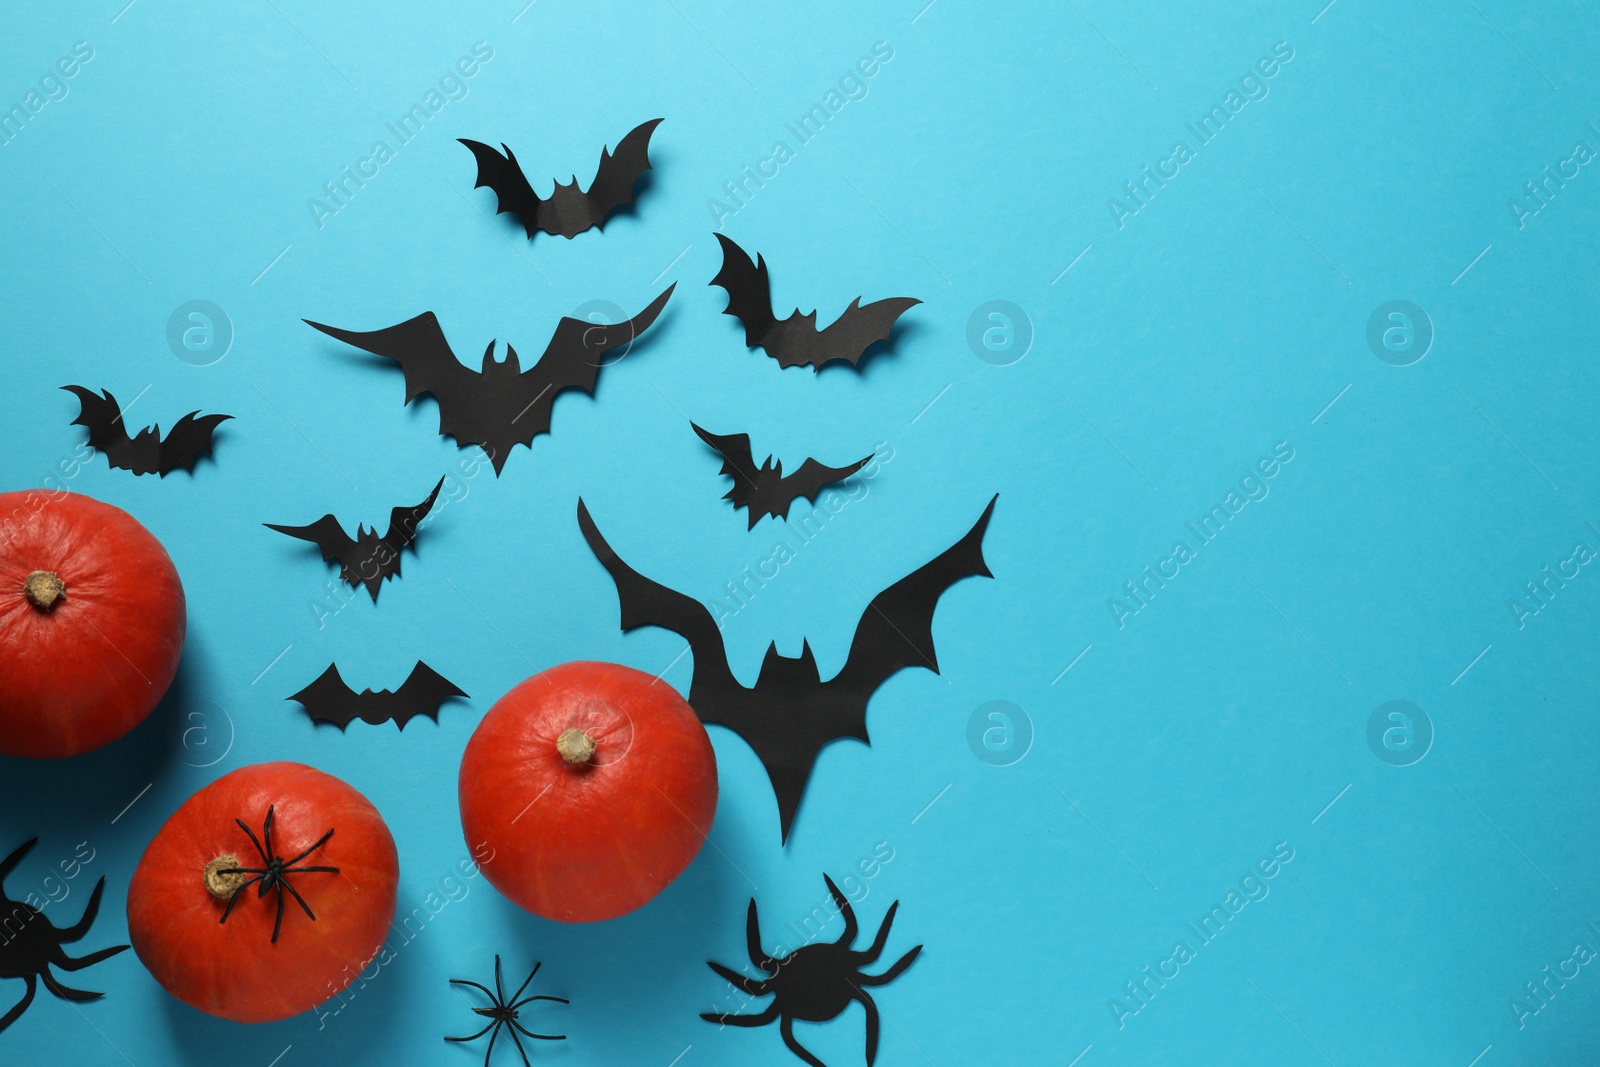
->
[701,874,922,1067]
[216,805,340,944]
[0,838,129,1034]
[446,954,568,1067]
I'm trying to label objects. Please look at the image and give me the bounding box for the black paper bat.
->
[304,286,674,475]
[288,661,467,730]
[459,118,662,240]
[579,494,997,843]
[62,385,231,477]
[710,233,920,371]
[265,477,444,601]
[692,423,871,529]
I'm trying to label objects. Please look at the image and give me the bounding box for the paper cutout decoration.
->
[446,955,568,1067]
[265,477,444,601]
[701,874,921,1067]
[692,423,870,529]
[459,118,662,240]
[304,285,675,475]
[578,494,997,843]
[62,385,231,477]
[710,234,920,371]
[0,838,129,1034]
[215,806,340,945]
[288,662,467,730]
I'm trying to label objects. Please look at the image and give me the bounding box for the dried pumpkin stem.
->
[556,728,598,765]
[23,570,65,611]
[204,855,248,899]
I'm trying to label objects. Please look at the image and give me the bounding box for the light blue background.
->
[2,0,1598,1064]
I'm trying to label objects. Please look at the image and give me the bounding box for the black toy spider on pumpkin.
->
[215,805,340,945]
[0,837,128,1034]
[701,874,921,1067]
[446,954,568,1067]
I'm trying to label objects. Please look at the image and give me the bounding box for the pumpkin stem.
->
[556,728,598,765]
[204,855,248,899]
[23,570,66,611]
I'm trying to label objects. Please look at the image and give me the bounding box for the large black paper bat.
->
[692,423,870,529]
[304,286,674,475]
[288,661,467,730]
[62,385,231,477]
[710,234,920,371]
[579,494,997,843]
[459,118,662,240]
[265,477,443,601]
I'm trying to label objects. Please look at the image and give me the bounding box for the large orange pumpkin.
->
[126,762,399,1023]
[0,489,186,758]
[459,661,717,922]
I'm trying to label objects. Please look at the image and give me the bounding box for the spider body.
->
[701,874,921,1067]
[447,955,567,1067]
[0,838,128,1034]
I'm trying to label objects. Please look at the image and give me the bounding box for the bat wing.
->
[577,499,738,698]
[265,514,359,575]
[62,385,145,472]
[505,284,676,449]
[812,295,921,369]
[541,118,663,239]
[769,455,872,519]
[383,476,446,551]
[458,139,541,238]
[305,311,497,457]
[710,233,778,348]
[829,494,997,700]
[691,423,761,517]
[386,661,468,729]
[154,411,232,476]
[287,664,360,729]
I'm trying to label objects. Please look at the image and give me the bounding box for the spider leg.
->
[277,873,319,923]
[511,1019,565,1040]
[780,1014,827,1067]
[509,960,540,1004]
[855,988,881,1066]
[859,944,921,986]
[745,900,776,972]
[281,827,336,868]
[0,975,36,1034]
[482,1020,501,1067]
[511,994,569,1009]
[700,999,779,1027]
[234,817,271,867]
[40,968,101,1002]
[0,839,38,886]
[494,954,506,1004]
[707,960,772,997]
[57,876,107,942]
[823,874,858,947]
[444,1020,496,1043]
[853,900,899,964]
[449,978,497,1002]
[218,877,264,924]
[506,1022,533,1067]
[52,943,128,971]
[271,886,287,944]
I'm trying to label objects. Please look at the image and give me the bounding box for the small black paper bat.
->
[62,385,231,477]
[579,494,997,843]
[459,118,662,240]
[692,423,871,529]
[710,234,920,371]
[288,662,467,730]
[304,286,674,475]
[265,477,444,601]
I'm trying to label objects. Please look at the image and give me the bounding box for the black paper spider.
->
[446,955,568,1067]
[701,874,922,1067]
[216,805,339,944]
[0,838,128,1034]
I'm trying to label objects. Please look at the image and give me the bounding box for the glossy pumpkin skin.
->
[459,660,717,923]
[127,762,399,1023]
[0,489,186,758]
